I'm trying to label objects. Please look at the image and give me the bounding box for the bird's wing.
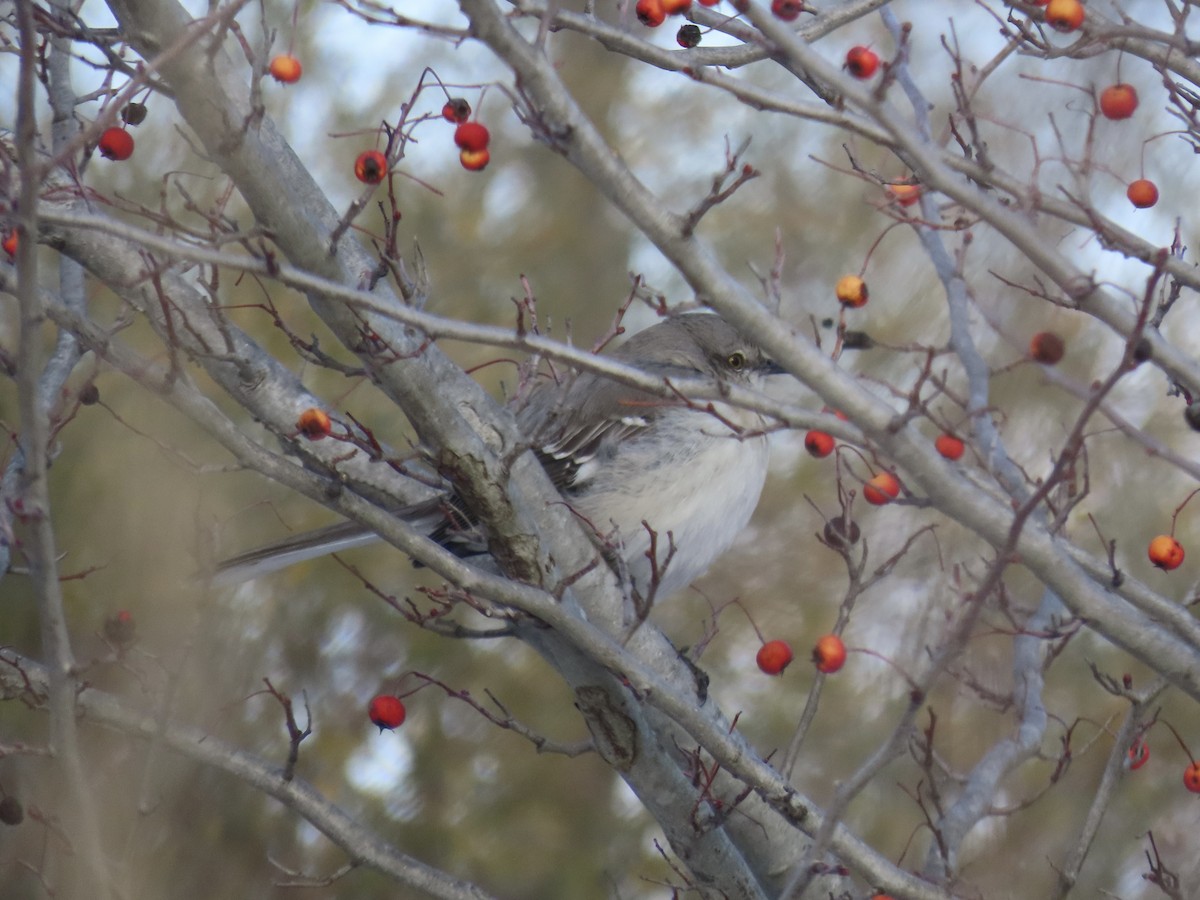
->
[535,409,653,492]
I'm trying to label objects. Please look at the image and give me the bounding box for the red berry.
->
[1127,738,1150,771]
[354,150,388,185]
[98,127,134,161]
[296,408,332,440]
[2,230,16,257]
[1148,535,1184,571]
[845,46,880,79]
[368,695,406,731]
[1099,83,1138,120]
[863,471,900,506]
[804,430,835,458]
[454,122,491,152]
[1184,762,1200,793]
[934,433,965,461]
[1127,178,1158,209]
[812,634,846,674]
[756,639,794,675]
[441,98,471,124]
[660,0,692,14]
[459,148,490,171]
[1045,0,1084,32]
[636,0,666,26]
[268,54,302,84]
[1029,331,1065,364]
[770,0,804,20]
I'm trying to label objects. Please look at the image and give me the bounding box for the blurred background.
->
[2,0,1200,897]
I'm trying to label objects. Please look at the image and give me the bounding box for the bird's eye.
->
[726,351,746,371]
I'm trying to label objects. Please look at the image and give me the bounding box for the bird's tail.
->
[209,497,470,587]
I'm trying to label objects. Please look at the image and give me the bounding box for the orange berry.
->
[459,148,491,171]
[354,150,388,185]
[1127,178,1158,209]
[888,183,921,207]
[845,46,880,79]
[1184,762,1200,793]
[659,0,692,13]
[636,0,666,26]
[835,274,868,308]
[812,634,846,674]
[756,639,794,675]
[97,127,134,161]
[368,695,406,731]
[1099,83,1138,120]
[2,230,16,257]
[934,433,965,461]
[1029,331,1065,365]
[863,471,900,506]
[1148,535,1184,571]
[296,408,332,440]
[804,430,835,458]
[454,122,490,152]
[268,54,302,84]
[1045,0,1084,32]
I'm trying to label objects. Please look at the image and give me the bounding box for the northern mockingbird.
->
[214,313,783,601]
